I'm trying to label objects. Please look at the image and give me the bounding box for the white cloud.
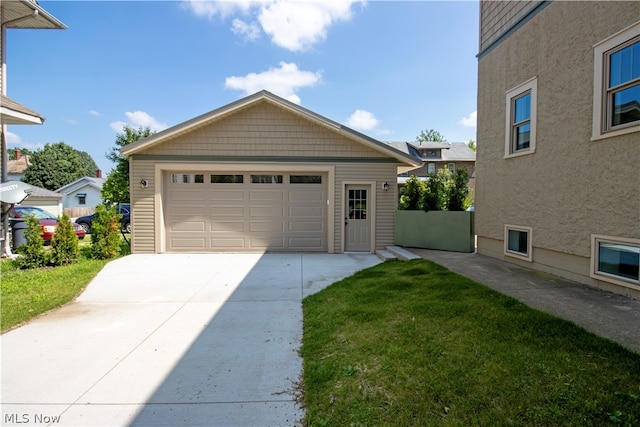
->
[231,19,261,41]
[225,61,322,104]
[110,111,168,133]
[184,0,365,52]
[459,110,477,128]
[5,131,22,146]
[347,109,379,131]
[89,110,103,117]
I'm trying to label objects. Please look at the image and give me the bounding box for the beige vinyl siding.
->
[141,102,387,159]
[129,159,156,253]
[333,162,400,253]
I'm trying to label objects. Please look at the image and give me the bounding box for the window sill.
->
[591,124,640,141]
[590,271,640,292]
[504,149,536,159]
[504,250,533,262]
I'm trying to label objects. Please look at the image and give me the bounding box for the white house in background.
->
[19,184,63,218]
[55,170,105,212]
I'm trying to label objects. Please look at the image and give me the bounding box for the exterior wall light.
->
[382,181,389,191]
[140,179,149,189]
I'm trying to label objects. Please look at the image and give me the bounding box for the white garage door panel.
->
[210,191,245,202]
[210,206,245,216]
[210,221,245,232]
[166,172,327,252]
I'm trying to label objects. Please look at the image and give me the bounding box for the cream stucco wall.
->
[476,1,640,298]
[128,101,403,254]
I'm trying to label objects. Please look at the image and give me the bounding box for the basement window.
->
[504,225,533,262]
[591,235,640,288]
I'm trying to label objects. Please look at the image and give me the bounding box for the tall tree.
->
[101,126,153,205]
[467,139,477,152]
[416,129,446,143]
[22,142,98,191]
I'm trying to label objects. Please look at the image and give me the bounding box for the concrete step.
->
[386,246,421,260]
[375,249,397,261]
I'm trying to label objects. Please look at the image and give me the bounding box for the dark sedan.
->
[75,211,131,234]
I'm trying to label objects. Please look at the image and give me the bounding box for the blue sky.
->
[5,1,479,175]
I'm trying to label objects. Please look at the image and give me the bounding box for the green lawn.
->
[301,259,640,426]
[1,240,130,332]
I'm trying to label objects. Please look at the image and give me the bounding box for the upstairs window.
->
[505,78,537,158]
[593,21,640,139]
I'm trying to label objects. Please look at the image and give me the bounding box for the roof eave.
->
[122,91,422,167]
[2,1,67,29]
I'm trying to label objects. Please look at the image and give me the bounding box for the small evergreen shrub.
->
[446,169,470,211]
[90,204,121,260]
[14,215,47,269]
[50,212,80,266]
[399,175,425,210]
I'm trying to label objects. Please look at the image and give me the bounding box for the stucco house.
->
[55,171,105,216]
[475,1,639,299]
[121,90,421,254]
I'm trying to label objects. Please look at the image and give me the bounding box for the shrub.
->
[14,215,47,269]
[90,204,121,260]
[50,212,80,266]
[423,168,448,211]
[446,169,470,211]
[399,175,425,210]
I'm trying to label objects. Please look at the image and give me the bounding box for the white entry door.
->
[345,185,371,252]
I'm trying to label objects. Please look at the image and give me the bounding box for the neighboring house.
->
[475,2,640,299]
[18,184,63,218]
[1,0,66,253]
[55,170,105,216]
[7,149,31,181]
[121,90,421,254]
[388,141,476,190]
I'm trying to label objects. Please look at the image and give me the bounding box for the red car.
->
[9,206,86,242]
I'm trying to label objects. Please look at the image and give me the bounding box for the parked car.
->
[9,206,86,242]
[75,211,131,234]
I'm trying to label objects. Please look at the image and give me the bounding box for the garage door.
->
[165,172,328,252]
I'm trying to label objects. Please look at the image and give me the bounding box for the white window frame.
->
[592,21,640,140]
[447,163,456,173]
[505,77,537,158]
[590,234,640,290]
[427,163,436,175]
[504,225,533,262]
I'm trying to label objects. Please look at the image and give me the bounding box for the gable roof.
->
[55,176,105,195]
[7,154,31,174]
[441,142,476,162]
[386,141,476,162]
[121,90,422,167]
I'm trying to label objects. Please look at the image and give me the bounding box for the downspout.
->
[1,8,40,257]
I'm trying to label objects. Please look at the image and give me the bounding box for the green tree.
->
[50,212,80,266]
[399,175,425,210]
[101,126,153,205]
[22,142,98,191]
[89,204,122,260]
[467,139,477,152]
[14,215,47,269]
[416,129,446,143]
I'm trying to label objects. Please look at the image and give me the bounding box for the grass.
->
[0,239,130,332]
[301,259,640,426]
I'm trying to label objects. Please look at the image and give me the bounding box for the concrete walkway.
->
[409,248,640,354]
[0,253,381,427]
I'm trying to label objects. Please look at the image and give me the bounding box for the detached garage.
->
[122,90,420,254]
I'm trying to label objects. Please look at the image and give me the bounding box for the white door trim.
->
[154,162,335,253]
[341,180,376,253]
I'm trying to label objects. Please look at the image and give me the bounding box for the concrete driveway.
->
[1,253,381,427]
